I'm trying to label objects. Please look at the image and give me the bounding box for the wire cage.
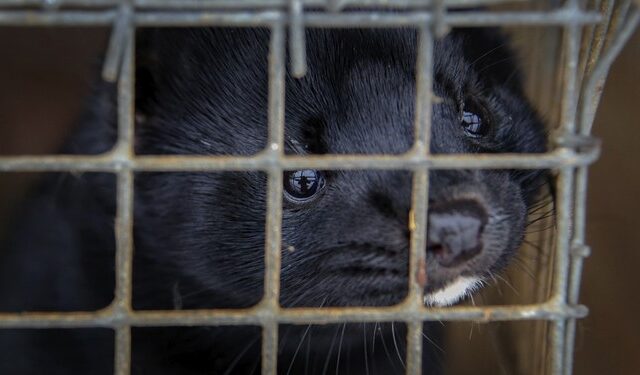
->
[0,0,637,374]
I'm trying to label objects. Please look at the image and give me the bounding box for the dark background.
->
[0,25,638,374]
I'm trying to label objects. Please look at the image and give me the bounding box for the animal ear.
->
[453,28,525,93]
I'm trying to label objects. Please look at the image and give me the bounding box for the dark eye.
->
[461,100,489,138]
[284,170,326,202]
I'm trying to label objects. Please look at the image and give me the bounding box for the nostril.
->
[426,242,444,254]
[427,199,488,268]
[435,242,483,268]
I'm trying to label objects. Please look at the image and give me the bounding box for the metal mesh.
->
[0,0,637,374]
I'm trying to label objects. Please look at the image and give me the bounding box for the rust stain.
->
[409,209,416,231]
[417,257,427,289]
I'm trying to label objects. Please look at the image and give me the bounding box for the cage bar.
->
[0,303,588,328]
[563,8,640,374]
[403,23,435,374]
[111,9,135,375]
[0,148,601,172]
[259,22,287,375]
[0,8,603,27]
[0,1,637,374]
[288,0,307,77]
[547,0,584,371]
[0,0,542,9]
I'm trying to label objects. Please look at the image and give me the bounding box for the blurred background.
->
[0,17,638,375]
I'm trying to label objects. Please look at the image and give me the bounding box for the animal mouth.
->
[302,240,488,307]
[332,265,403,277]
[423,276,483,306]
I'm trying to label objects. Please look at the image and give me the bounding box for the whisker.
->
[305,322,312,375]
[286,324,313,375]
[476,56,518,75]
[494,274,520,296]
[391,322,406,369]
[525,225,555,234]
[223,335,260,375]
[379,324,399,373]
[279,325,295,354]
[321,325,341,375]
[520,239,547,258]
[249,356,260,375]
[363,323,370,375]
[527,211,556,226]
[371,322,379,355]
[469,42,509,66]
[422,329,445,354]
[510,259,536,282]
[489,273,504,296]
[335,323,347,375]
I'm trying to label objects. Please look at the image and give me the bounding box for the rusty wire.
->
[0,0,637,374]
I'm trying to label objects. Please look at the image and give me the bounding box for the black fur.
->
[0,27,546,374]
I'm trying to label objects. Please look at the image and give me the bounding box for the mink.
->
[0,27,546,374]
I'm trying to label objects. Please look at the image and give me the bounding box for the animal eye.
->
[284,170,326,202]
[461,100,489,138]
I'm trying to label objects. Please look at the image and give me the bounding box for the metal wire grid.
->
[0,0,637,374]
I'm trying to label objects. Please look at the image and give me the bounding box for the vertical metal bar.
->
[262,324,279,375]
[550,168,573,374]
[601,0,633,53]
[113,11,134,375]
[550,1,584,371]
[412,25,435,153]
[114,327,132,375]
[406,169,428,375]
[563,167,589,375]
[408,172,429,305]
[262,167,284,307]
[551,318,567,374]
[553,0,583,302]
[564,9,640,374]
[580,7,639,135]
[433,0,448,37]
[263,20,286,312]
[102,4,132,82]
[406,321,424,375]
[578,0,610,81]
[113,155,134,354]
[289,0,307,78]
[114,170,134,375]
[559,11,583,136]
[114,25,135,310]
[261,22,286,375]
[565,9,640,373]
[406,24,434,375]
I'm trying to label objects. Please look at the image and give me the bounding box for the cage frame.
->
[0,0,638,374]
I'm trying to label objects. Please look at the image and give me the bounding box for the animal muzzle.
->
[426,199,489,268]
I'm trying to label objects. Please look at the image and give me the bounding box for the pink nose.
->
[427,199,488,268]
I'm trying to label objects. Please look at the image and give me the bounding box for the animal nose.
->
[426,199,488,268]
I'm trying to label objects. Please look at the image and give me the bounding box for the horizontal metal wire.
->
[0,0,536,10]
[0,302,589,329]
[0,147,600,172]
[0,8,602,26]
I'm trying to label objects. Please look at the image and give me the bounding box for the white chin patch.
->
[424,276,483,307]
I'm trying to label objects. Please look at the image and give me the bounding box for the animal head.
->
[131,28,546,309]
